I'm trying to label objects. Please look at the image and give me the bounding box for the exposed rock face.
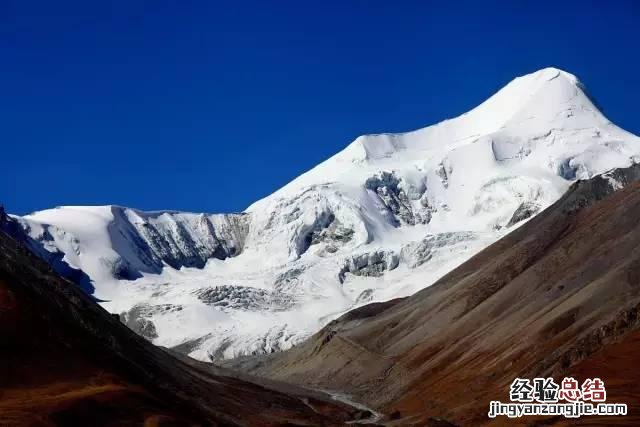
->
[111,207,250,274]
[226,163,640,426]
[365,171,432,225]
[339,250,399,283]
[365,172,414,225]
[506,201,540,227]
[435,160,452,189]
[119,303,184,340]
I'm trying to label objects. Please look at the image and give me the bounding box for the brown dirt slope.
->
[0,226,358,427]
[227,164,640,425]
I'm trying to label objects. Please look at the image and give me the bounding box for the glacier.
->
[10,67,640,361]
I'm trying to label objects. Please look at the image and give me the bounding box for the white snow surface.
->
[13,68,640,361]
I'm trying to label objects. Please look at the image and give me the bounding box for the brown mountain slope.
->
[0,226,359,426]
[227,164,640,425]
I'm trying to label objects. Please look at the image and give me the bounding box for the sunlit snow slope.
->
[12,68,640,361]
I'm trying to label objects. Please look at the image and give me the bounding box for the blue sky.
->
[2,0,639,215]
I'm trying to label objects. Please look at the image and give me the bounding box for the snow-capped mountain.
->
[10,67,640,361]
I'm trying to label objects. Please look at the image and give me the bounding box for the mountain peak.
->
[464,66,598,132]
[249,67,636,210]
[519,66,578,84]
[337,67,606,162]
[14,68,640,364]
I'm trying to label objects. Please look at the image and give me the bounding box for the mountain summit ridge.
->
[251,67,616,206]
[9,68,640,361]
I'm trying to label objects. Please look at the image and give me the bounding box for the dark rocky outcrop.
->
[118,303,183,340]
[506,201,540,227]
